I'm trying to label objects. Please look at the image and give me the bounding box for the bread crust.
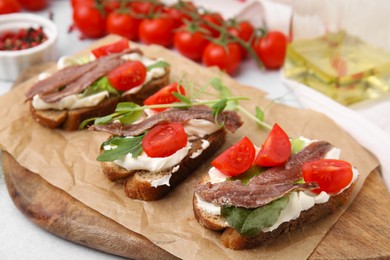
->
[193,178,355,250]
[29,68,170,131]
[29,96,119,131]
[102,129,227,201]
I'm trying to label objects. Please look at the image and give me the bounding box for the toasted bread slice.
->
[29,68,170,131]
[102,129,226,201]
[193,176,355,250]
[29,96,119,131]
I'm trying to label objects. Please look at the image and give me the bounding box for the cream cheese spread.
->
[109,141,192,172]
[32,91,109,110]
[183,119,220,137]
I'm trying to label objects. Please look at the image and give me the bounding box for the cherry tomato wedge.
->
[212,137,255,176]
[142,122,188,158]
[91,39,129,58]
[143,82,186,112]
[255,123,291,167]
[107,61,147,91]
[302,159,353,194]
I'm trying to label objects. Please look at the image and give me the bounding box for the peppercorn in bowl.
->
[0,13,57,81]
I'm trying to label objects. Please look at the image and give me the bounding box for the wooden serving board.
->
[3,151,390,259]
[3,63,390,259]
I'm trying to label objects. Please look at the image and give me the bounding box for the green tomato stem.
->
[177,7,264,68]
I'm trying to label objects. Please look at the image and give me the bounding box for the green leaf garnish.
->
[95,114,116,125]
[79,102,143,129]
[146,60,170,71]
[97,135,144,162]
[221,196,289,237]
[255,106,265,122]
[210,78,239,111]
[172,92,192,105]
[291,138,305,154]
[211,98,227,127]
[82,76,119,97]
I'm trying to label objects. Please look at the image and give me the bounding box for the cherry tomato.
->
[71,0,93,8]
[17,0,48,11]
[201,12,224,37]
[73,3,106,38]
[163,1,196,28]
[212,137,256,176]
[102,0,120,14]
[202,42,242,75]
[302,159,353,194]
[106,12,141,41]
[144,82,186,112]
[131,1,163,15]
[91,39,129,58]
[174,27,209,61]
[0,0,21,14]
[142,122,188,158]
[252,31,287,70]
[228,21,254,57]
[255,123,291,167]
[139,17,176,47]
[107,61,147,91]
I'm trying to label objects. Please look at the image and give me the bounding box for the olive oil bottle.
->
[284,31,390,105]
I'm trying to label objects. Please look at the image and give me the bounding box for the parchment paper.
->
[0,35,379,259]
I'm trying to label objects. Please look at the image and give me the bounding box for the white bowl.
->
[0,13,58,81]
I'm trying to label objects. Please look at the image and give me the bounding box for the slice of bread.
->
[193,176,355,250]
[102,128,226,201]
[29,96,119,131]
[29,68,170,131]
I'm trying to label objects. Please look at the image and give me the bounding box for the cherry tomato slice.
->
[212,137,256,176]
[143,82,186,112]
[142,122,188,158]
[107,61,147,91]
[302,159,353,194]
[255,123,291,167]
[91,39,129,58]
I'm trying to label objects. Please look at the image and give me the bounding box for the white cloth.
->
[283,76,390,191]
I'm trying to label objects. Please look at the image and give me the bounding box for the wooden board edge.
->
[2,151,179,260]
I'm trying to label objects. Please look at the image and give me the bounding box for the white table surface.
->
[0,1,389,259]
